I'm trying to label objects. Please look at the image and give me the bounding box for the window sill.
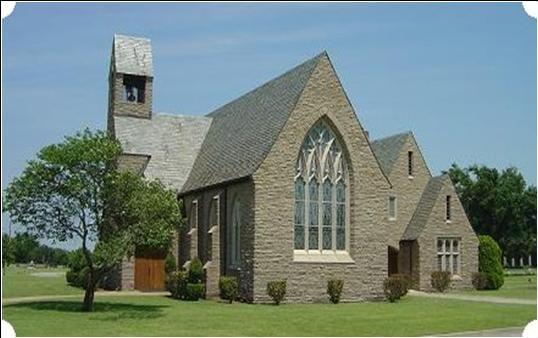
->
[388,217,396,221]
[446,220,452,224]
[408,175,414,180]
[293,251,355,264]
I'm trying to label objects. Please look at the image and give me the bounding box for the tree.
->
[10,232,40,263]
[445,163,537,261]
[2,233,15,272]
[3,129,182,311]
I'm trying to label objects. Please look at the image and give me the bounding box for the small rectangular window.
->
[407,151,414,177]
[446,195,451,221]
[388,196,396,220]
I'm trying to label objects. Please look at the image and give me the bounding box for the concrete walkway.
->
[3,291,169,305]
[408,290,536,305]
[436,326,524,337]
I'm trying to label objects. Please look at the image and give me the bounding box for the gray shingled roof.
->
[114,113,212,192]
[370,132,411,177]
[180,52,325,194]
[402,175,447,240]
[113,34,153,76]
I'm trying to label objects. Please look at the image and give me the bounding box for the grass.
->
[453,275,537,300]
[2,265,82,299]
[3,295,536,336]
[2,266,536,336]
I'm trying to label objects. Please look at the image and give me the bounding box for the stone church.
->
[107,34,478,302]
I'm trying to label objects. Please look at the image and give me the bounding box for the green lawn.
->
[2,266,536,336]
[453,275,537,300]
[3,295,535,336]
[2,265,82,299]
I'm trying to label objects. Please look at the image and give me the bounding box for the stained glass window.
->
[294,178,305,250]
[308,179,319,250]
[294,120,348,253]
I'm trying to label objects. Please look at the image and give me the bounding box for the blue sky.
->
[2,3,536,247]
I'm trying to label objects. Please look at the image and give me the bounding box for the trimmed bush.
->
[391,274,412,296]
[472,272,489,290]
[166,270,188,299]
[185,283,205,301]
[431,271,451,292]
[383,275,410,302]
[165,253,177,274]
[327,279,344,304]
[219,276,239,303]
[188,258,204,284]
[267,280,287,305]
[478,235,504,290]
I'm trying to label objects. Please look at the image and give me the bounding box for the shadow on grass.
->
[6,301,169,321]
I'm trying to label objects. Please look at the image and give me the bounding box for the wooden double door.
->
[134,253,165,292]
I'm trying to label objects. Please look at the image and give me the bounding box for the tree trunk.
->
[82,268,95,312]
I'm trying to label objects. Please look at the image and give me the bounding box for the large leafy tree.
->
[2,233,15,272]
[3,129,182,311]
[445,163,537,260]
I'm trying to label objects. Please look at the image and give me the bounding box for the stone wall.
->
[109,73,153,120]
[386,135,431,249]
[417,177,479,290]
[251,54,390,303]
[121,255,135,290]
[180,182,254,300]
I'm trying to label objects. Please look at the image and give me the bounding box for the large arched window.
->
[230,197,241,267]
[294,120,348,253]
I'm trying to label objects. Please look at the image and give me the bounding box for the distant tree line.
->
[445,164,537,262]
[2,232,71,267]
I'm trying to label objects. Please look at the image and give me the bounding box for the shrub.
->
[65,249,88,288]
[391,274,412,296]
[165,253,177,274]
[219,276,239,303]
[185,283,205,301]
[478,235,504,290]
[383,275,410,302]
[66,269,78,286]
[327,279,344,304]
[188,258,204,284]
[431,271,451,292]
[267,280,287,305]
[472,272,489,290]
[166,270,188,299]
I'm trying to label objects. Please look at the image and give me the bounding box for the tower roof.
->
[112,34,153,76]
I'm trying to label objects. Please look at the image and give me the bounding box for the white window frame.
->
[436,238,460,275]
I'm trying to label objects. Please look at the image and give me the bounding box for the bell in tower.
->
[107,34,154,134]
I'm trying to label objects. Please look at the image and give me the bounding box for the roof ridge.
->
[206,52,325,118]
[402,175,445,240]
[371,130,412,143]
[114,33,151,41]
